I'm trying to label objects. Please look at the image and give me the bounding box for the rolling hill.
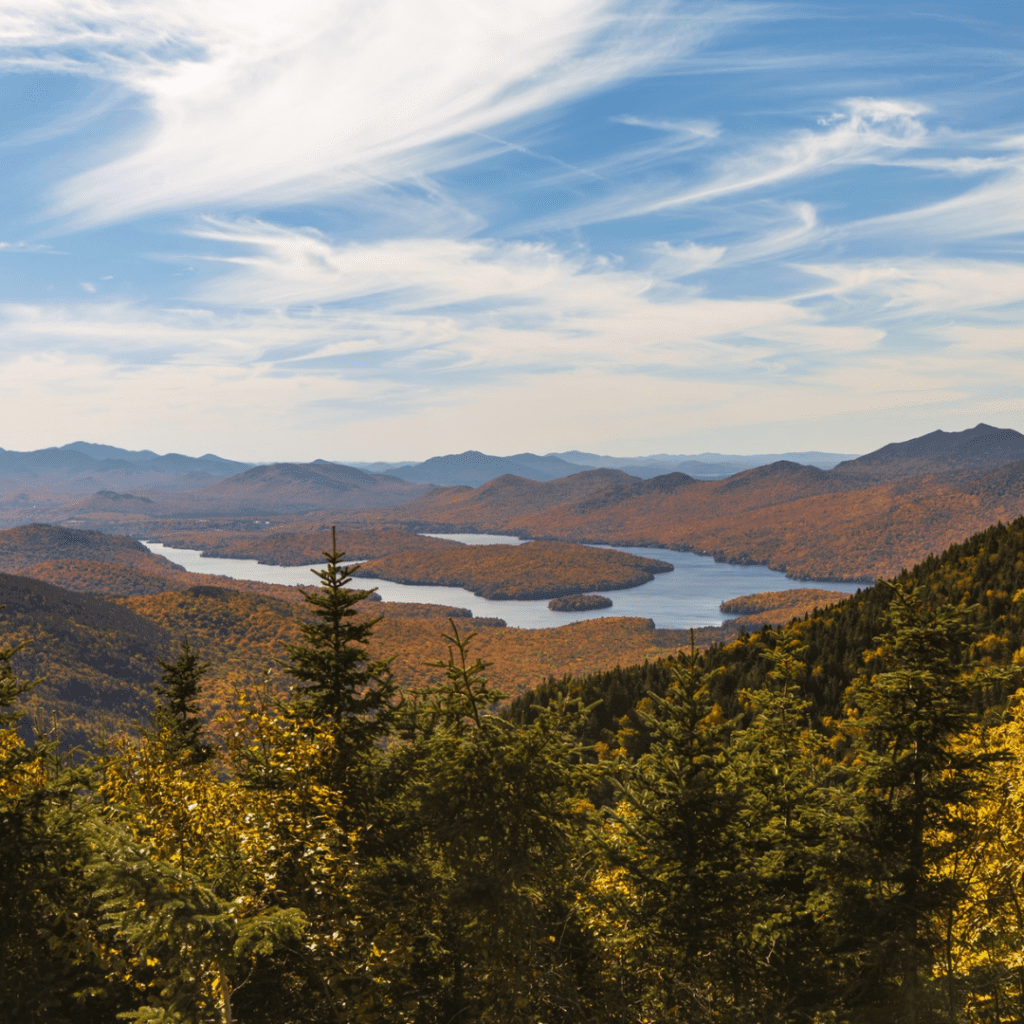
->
[377,424,1024,581]
[193,461,427,512]
[388,450,584,486]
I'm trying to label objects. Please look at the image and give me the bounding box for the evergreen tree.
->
[153,639,215,765]
[832,584,1004,1023]
[385,621,606,1022]
[609,633,742,1019]
[725,634,834,1020]
[280,526,396,752]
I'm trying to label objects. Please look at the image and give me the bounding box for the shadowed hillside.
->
[0,572,172,746]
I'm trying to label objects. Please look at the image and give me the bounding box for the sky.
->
[0,0,1022,462]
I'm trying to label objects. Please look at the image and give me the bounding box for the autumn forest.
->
[5,426,1024,1022]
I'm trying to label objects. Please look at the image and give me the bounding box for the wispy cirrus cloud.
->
[0,239,60,252]
[0,0,761,226]
[184,216,886,365]
[830,145,1024,245]
[525,96,933,230]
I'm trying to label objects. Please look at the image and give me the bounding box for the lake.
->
[143,536,863,630]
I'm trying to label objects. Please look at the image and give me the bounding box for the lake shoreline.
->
[142,537,862,632]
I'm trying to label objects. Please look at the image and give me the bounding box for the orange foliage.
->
[356,541,672,599]
[719,588,852,631]
[340,463,1024,582]
[149,527,457,565]
[368,613,714,697]
[719,588,850,615]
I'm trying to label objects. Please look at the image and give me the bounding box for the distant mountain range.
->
[547,449,857,479]
[383,451,584,486]
[0,423,1019,561]
[0,440,253,494]
[368,424,1024,582]
[0,440,860,508]
[350,448,858,484]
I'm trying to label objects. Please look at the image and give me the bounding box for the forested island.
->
[548,592,613,611]
[353,540,673,600]
[5,519,1024,1021]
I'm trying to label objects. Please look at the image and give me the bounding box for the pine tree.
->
[609,632,742,1019]
[834,583,1004,1023]
[152,639,215,764]
[281,526,396,751]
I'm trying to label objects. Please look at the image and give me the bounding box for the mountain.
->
[193,461,428,512]
[397,468,637,524]
[387,450,584,486]
[0,441,254,497]
[833,423,1024,480]
[382,426,1024,581]
[354,448,861,483]
[0,523,197,595]
[61,441,161,462]
[0,570,172,745]
[550,449,858,478]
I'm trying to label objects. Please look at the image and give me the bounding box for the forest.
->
[353,541,673,600]
[5,520,1024,1022]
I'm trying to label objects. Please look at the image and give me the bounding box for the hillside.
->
[0,523,364,600]
[375,425,1024,581]
[194,461,427,512]
[0,572,172,746]
[512,514,1024,756]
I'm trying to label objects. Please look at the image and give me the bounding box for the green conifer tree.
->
[724,634,834,1020]
[383,621,605,1022]
[281,526,396,749]
[152,639,215,764]
[833,583,1004,1023]
[611,632,742,1019]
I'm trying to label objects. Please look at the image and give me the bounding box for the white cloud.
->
[0,0,749,225]
[832,148,1024,244]
[0,240,59,252]
[646,240,725,277]
[796,259,1024,315]
[942,325,1024,353]
[530,96,932,229]
[187,217,884,365]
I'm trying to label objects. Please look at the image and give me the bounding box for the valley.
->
[3,428,1023,1022]
[16,424,1017,590]
[3,422,1022,743]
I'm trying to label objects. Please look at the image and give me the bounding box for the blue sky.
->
[0,0,1022,461]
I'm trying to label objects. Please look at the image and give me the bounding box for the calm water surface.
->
[142,538,863,631]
